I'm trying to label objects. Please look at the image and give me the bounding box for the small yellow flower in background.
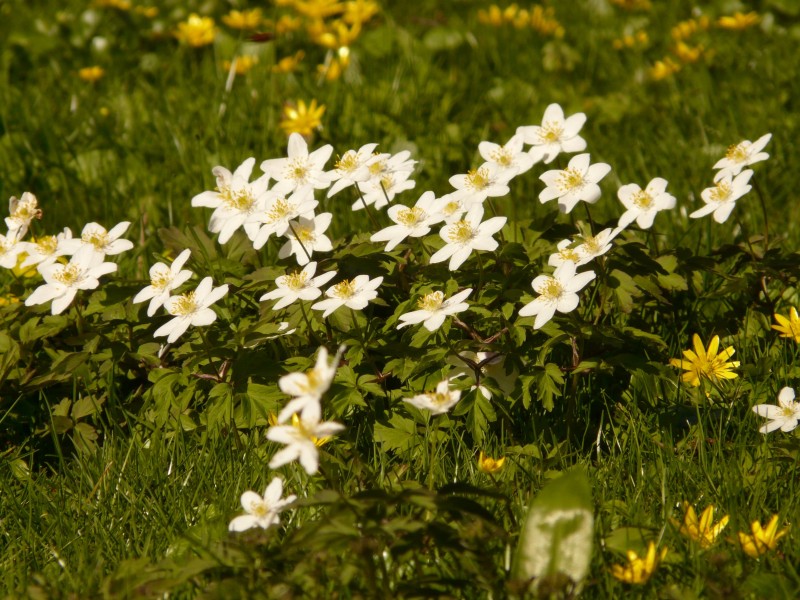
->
[478,451,506,474]
[134,6,158,18]
[280,99,326,137]
[11,253,37,279]
[609,0,652,10]
[718,11,760,31]
[610,541,667,584]
[669,334,739,387]
[222,9,263,30]
[343,0,380,25]
[223,55,259,76]
[772,307,800,343]
[649,57,680,80]
[276,14,303,35]
[273,51,306,74]
[672,41,704,64]
[293,0,346,19]
[529,5,564,38]
[175,14,216,48]
[0,294,20,306]
[477,5,504,26]
[671,16,710,41]
[268,412,279,427]
[737,515,789,558]
[674,502,729,549]
[613,31,648,50]
[78,66,105,83]
[95,0,131,10]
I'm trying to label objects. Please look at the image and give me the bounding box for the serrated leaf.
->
[373,414,418,452]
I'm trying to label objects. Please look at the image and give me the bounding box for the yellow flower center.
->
[287,159,309,184]
[266,198,293,223]
[335,152,359,173]
[418,291,444,311]
[331,279,357,299]
[557,167,585,192]
[291,413,329,446]
[558,247,579,262]
[369,158,387,176]
[293,225,315,243]
[249,500,270,518]
[283,270,309,291]
[53,264,81,286]
[489,148,513,166]
[35,236,58,255]
[12,203,39,221]
[540,121,564,143]
[781,405,797,418]
[396,207,426,227]
[150,268,172,290]
[448,220,475,244]
[170,291,197,316]
[632,190,653,208]
[581,235,602,254]
[725,142,748,163]
[427,392,452,407]
[218,185,256,212]
[709,182,732,203]
[541,278,563,300]
[465,167,490,191]
[82,230,109,250]
[443,201,461,216]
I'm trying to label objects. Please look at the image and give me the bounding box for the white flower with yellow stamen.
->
[575,227,621,266]
[77,221,134,258]
[517,103,587,164]
[260,261,337,310]
[133,249,194,317]
[449,162,512,208]
[518,262,596,329]
[24,245,117,315]
[478,133,538,180]
[326,143,381,197]
[19,228,79,269]
[713,133,771,181]
[539,153,611,214]
[311,274,383,318]
[397,288,472,331]
[547,239,581,269]
[429,205,507,271]
[249,186,318,249]
[228,477,297,532]
[432,192,468,224]
[260,133,333,194]
[1,231,28,269]
[277,345,343,423]
[752,387,800,434]
[6,192,42,240]
[191,158,275,244]
[403,379,461,415]
[278,213,333,266]
[690,170,753,224]
[617,178,677,230]
[355,170,416,211]
[267,413,345,474]
[370,191,443,250]
[153,276,229,343]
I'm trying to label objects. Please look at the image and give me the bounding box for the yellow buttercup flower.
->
[78,66,105,83]
[609,0,651,10]
[673,502,729,549]
[343,0,380,25]
[223,55,259,75]
[669,334,739,387]
[293,0,346,19]
[279,99,326,137]
[649,57,680,80]
[222,9,263,30]
[0,294,20,307]
[737,515,789,558]
[134,6,158,18]
[718,11,760,31]
[175,14,216,48]
[273,51,306,74]
[672,41,704,64]
[477,5,504,26]
[772,307,800,343]
[610,541,667,584]
[478,451,506,474]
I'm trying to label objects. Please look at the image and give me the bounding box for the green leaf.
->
[373,414,418,453]
[512,468,594,593]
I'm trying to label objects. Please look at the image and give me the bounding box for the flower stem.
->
[198,328,223,380]
[355,184,380,230]
[752,177,770,250]
[287,221,313,264]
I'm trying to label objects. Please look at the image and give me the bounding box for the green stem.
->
[287,221,313,264]
[355,184,380,230]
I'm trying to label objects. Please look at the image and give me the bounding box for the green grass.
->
[3,0,800,597]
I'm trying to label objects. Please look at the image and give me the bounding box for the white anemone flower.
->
[397,288,472,332]
[0,231,27,269]
[617,178,677,230]
[431,193,469,224]
[260,261,337,310]
[153,276,229,344]
[267,413,345,474]
[518,262,596,329]
[575,227,622,266]
[311,274,384,318]
[713,133,771,181]
[133,249,194,317]
[191,158,274,244]
[752,387,800,434]
[429,205,507,271]
[478,133,539,180]
[539,153,611,214]
[278,213,334,266]
[260,133,333,194]
[517,103,587,164]
[78,221,134,257]
[403,379,461,415]
[689,170,753,224]
[249,186,318,250]
[326,143,381,197]
[277,345,343,423]
[24,245,117,315]
[5,192,42,240]
[228,477,297,532]
[547,239,581,269]
[370,191,444,251]
[448,162,512,208]
[18,228,79,269]
[354,170,416,211]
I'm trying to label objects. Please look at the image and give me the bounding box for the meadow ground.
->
[2,0,800,597]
